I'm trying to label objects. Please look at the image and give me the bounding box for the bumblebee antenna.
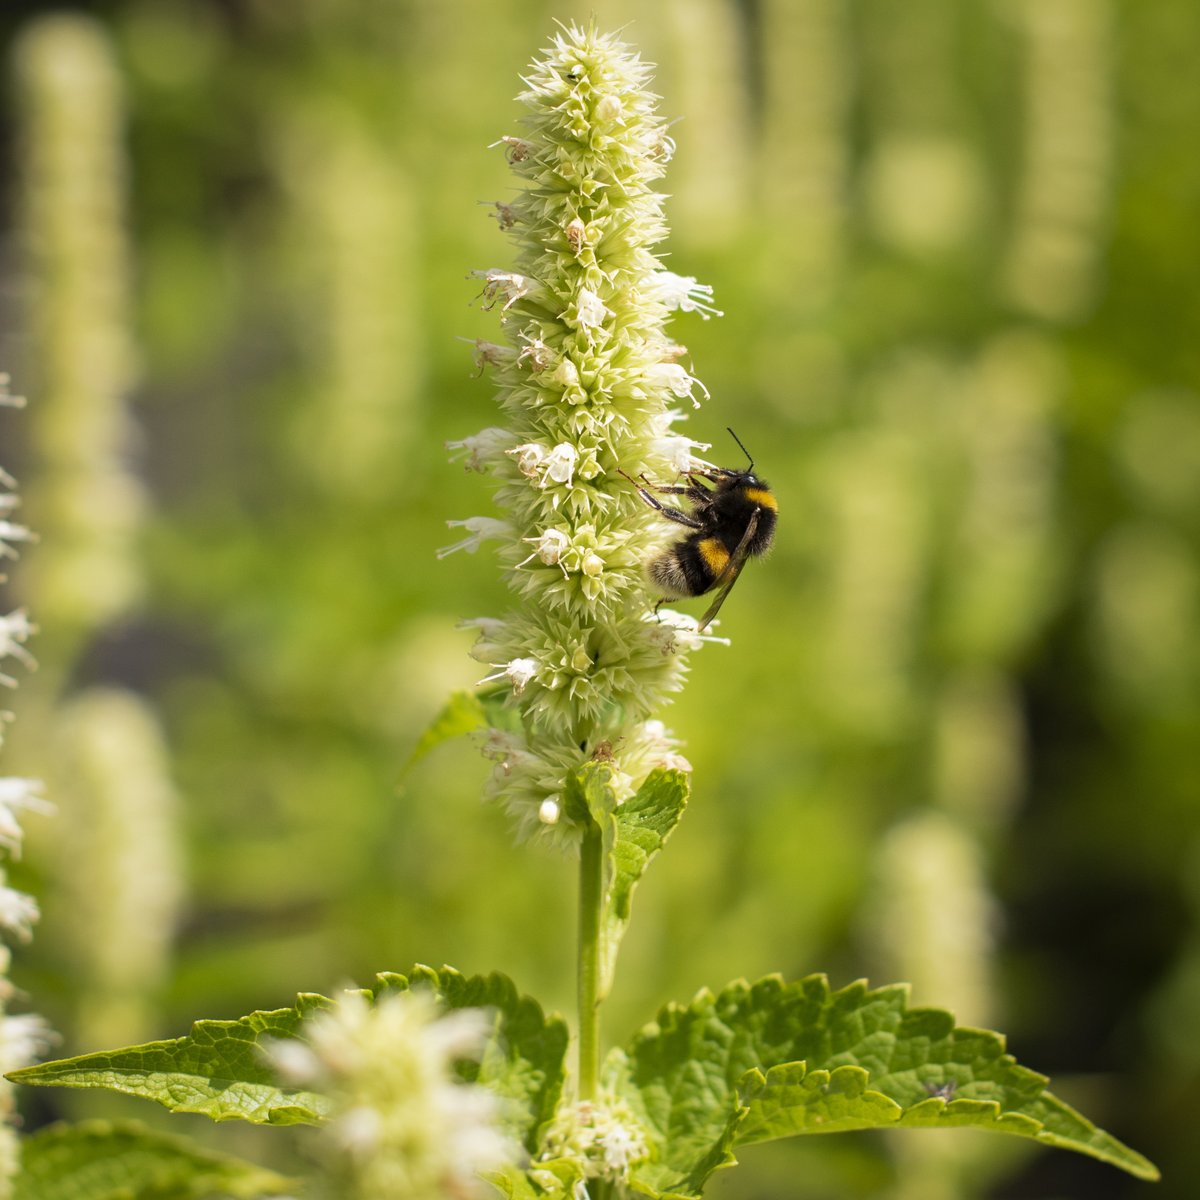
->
[727,426,754,473]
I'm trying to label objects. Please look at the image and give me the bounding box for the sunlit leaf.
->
[611,974,1159,1196]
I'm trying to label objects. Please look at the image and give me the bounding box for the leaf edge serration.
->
[615,972,1159,1192]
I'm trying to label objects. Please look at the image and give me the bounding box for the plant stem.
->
[577,819,603,1100]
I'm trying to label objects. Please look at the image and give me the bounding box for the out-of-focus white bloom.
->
[467,340,514,372]
[0,611,36,689]
[0,887,39,942]
[0,778,52,857]
[436,517,512,560]
[264,989,517,1200]
[445,427,513,473]
[0,523,35,561]
[0,1013,55,1073]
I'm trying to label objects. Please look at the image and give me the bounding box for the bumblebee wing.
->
[697,507,760,632]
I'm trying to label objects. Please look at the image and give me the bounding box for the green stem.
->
[577,820,603,1101]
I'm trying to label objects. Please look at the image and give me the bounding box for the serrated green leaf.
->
[369,964,569,1155]
[614,974,1159,1196]
[14,1119,294,1200]
[737,1062,902,1136]
[403,690,488,775]
[601,769,688,998]
[8,994,335,1124]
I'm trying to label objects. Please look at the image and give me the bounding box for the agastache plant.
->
[447,23,716,855]
[7,24,1157,1200]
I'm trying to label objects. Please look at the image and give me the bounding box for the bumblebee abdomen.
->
[649,535,722,599]
[696,536,731,576]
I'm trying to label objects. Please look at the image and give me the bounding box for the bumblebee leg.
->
[642,474,713,504]
[638,496,704,529]
[617,468,705,528]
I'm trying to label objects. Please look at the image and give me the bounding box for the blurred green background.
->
[0,1,1197,1197]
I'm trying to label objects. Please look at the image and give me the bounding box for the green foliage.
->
[11,965,1157,1196]
[14,1119,291,1200]
[9,995,336,1125]
[11,966,570,1152]
[3,2,1191,1196]
[609,974,1158,1196]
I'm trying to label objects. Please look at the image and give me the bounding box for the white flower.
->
[542,1096,651,1184]
[491,134,536,163]
[645,363,709,409]
[538,797,562,825]
[263,1037,321,1085]
[0,1013,55,1073]
[601,1122,643,1172]
[518,334,553,372]
[565,217,587,254]
[467,340,514,372]
[0,523,35,560]
[479,657,540,693]
[653,434,712,474]
[0,778,52,857]
[264,990,516,1200]
[436,517,512,560]
[518,528,571,570]
[0,887,39,941]
[445,427,512,473]
[487,201,518,231]
[648,610,731,651]
[472,269,531,312]
[551,357,580,388]
[593,93,623,123]
[508,441,547,478]
[542,442,579,487]
[0,615,36,684]
[458,616,507,639]
[0,377,24,409]
[643,270,723,318]
[573,288,609,330]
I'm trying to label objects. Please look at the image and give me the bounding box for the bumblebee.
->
[623,429,777,631]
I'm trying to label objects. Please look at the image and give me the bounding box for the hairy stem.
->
[577,820,604,1100]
